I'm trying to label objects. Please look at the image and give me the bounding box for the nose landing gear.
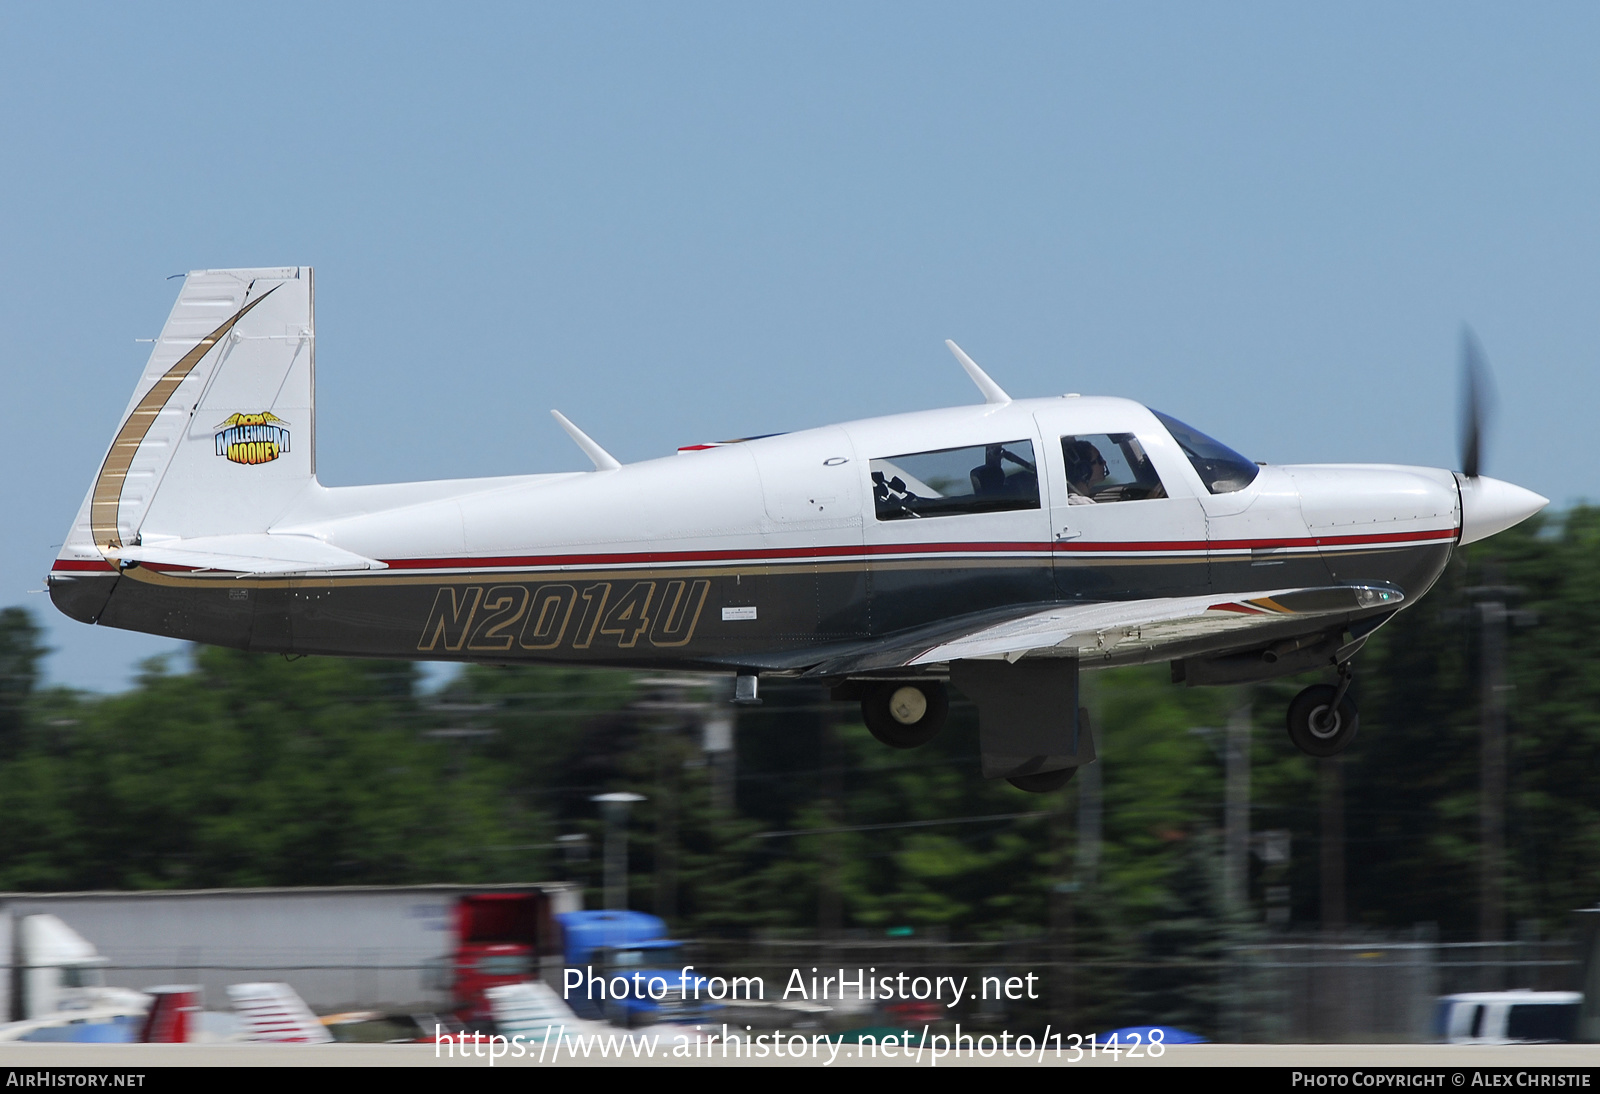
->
[1287,663,1359,757]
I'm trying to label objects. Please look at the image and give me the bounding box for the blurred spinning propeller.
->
[1459,325,1496,479]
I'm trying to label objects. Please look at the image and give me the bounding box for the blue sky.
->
[3,3,1596,689]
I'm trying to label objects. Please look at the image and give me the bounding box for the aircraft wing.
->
[805,585,1402,675]
[106,533,386,575]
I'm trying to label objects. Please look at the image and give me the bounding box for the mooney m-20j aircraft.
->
[49,268,1548,790]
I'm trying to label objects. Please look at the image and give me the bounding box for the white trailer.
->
[0,883,580,1019]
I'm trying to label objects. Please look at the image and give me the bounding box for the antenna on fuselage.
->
[945,340,1011,405]
[550,410,622,471]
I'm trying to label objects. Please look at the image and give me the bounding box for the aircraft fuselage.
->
[52,397,1461,678]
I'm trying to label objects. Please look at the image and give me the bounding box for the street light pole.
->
[1224,703,1252,917]
[591,792,645,912]
[632,675,720,922]
[1320,756,1346,936]
[1479,592,1508,950]
[1464,573,1536,954]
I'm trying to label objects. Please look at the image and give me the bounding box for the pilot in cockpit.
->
[1064,440,1107,503]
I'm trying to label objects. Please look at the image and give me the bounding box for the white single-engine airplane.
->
[49,268,1548,790]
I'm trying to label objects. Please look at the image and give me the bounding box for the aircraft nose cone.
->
[1457,475,1549,546]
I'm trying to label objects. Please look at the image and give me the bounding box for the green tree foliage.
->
[1316,509,1600,936]
[0,607,46,755]
[0,647,526,890]
[1224,510,1600,939]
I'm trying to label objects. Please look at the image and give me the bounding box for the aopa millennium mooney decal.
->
[215,412,291,465]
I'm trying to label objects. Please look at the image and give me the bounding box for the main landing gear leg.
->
[1327,661,1354,714]
[1286,662,1359,758]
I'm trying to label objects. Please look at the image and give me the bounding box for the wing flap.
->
[108,533,386,575]
[803,585,1402,675]
[911,585,1402,665]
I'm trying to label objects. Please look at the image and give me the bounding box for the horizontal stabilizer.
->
[108,533,386,575]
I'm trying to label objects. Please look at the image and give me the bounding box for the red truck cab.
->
[451,893,555,1028]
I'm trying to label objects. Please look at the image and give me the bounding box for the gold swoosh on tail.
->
[90,284,280,553]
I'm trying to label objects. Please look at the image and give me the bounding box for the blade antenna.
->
[550,410,622,471]
[946,340,1011,405]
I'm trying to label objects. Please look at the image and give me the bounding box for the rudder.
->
[60,267,318,563]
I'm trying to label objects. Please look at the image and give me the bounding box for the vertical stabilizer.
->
[59,267,317,564]
[226,982,333,1043]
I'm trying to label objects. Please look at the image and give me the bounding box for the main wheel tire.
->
[1286,684,1359,757]
[861,681,949,749]
[1006,767,1077,793]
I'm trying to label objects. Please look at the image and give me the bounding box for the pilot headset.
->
[1064,440,1103,484]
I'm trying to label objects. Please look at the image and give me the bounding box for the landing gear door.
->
[1032,407,1209,599]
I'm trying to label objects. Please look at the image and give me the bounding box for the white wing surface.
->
[800,585,1403,677]
[911,586,1402,665]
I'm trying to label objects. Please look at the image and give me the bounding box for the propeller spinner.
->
[1454,326,1547,544]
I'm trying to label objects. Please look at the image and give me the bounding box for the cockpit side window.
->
[1060,433,1167,503]
[1150,409,1260,494]
[871,440,1039,520]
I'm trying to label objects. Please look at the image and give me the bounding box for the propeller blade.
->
[1459,326,1494,479]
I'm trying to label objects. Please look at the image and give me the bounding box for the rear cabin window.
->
[1060,433,1167,503]
[871,440,1039,521]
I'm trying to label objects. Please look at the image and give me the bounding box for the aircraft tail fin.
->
[225,982,333,1043]
[58,268,318,565]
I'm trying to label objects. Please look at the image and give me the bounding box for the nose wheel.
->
[1286,666,1359,757]
[862,681,949,749]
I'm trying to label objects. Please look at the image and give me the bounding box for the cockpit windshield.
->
[1150,410,1259,494]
